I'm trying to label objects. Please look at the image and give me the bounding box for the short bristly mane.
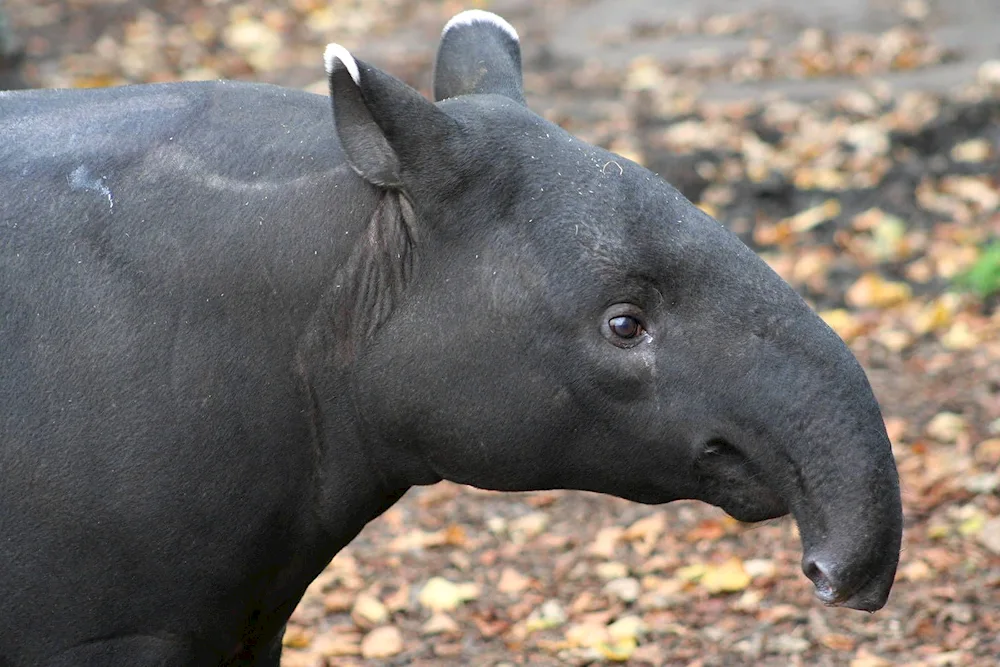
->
[328,189,418,362]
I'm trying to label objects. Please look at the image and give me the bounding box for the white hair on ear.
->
[442,9,519,43]
[323,43,360,84]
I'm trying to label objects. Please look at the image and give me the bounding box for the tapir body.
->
[0,11,901,666]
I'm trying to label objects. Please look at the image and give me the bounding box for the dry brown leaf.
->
[820,633,857,651]
[785,198,842,232]
[588,526,624,559]
[846,273,912,308]
[281,624,314,649]
[351,592,388,627]
[926,412,966,443]
[820,309,866,342]
[360,625,403,659]
[312,632,361,658]
[422,612,461,636]
[850,649,893,667]
[497,567,532,595]
[418,577,480,612]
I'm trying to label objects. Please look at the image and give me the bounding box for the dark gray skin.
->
[0,10,901,666]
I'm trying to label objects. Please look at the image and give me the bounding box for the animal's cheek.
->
[582,342,658,403]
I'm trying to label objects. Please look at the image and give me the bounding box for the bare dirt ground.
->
[5,0,999,664]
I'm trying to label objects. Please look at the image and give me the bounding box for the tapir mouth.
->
[695,436,899,613]
[693,438,789,523]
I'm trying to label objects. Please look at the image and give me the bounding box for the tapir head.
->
[326,11,902,611]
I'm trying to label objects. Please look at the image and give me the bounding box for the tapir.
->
[0,9,902,666]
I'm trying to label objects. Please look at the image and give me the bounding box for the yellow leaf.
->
[786,198,842,232]
[941,321,979,350]
[360,626,403,659]
[926,412,966,443]
[957,510,987,537]
[422,612,460,636]
[951,138,992,163]
[675,563,707,582]
[607,615,647,642]
[820,309,864,342]
[418,577,479,612]
[845,273,912,309]
[699,558,751,594]
[587,526,623,559]
[595,561,630,580]
[351,592,388,627]
[911,295,959,334]
[565,622,609,648]
[622,513,666,542]
[312,633,361,657]
[281,625,313,648]
[596,637,638,662]
[525,600,567,633]
[697,201,718,218]
[927,523,950,539]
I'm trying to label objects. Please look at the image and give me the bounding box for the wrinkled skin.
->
[0,10,901,666]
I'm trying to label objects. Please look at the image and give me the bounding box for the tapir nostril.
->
[803,557,839,605]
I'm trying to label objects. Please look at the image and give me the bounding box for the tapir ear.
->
[324,43,457,189]
[433,10,525,104]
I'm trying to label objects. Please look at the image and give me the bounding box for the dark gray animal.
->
[0,10,902,666]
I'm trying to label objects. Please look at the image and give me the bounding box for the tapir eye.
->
[609,316,642,339]
[601,306,648,349]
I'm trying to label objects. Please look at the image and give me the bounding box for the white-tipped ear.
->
[442,9,519,43]
[323,43,360,84]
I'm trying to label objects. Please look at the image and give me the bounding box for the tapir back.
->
[0,81,388,662]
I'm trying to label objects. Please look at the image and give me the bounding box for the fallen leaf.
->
[977,518,1000,554]
[785,198,842,232]
[422,612,461,636]
[603,577,641,603]
[770,634,811,654]
[957,508,987,536]
[821,309,865,341]
[281,625,313,649]
[312,632,361,657]
[565,622,609,648]
[509,512,549,543]
[676,563,708,582]
[899,560,934,581]
[525,600,567,633]
[941,321,979,350]
[351,592,389,627]
[607,615,647,642]
[850,649,893,667]
[820,633,857,651]
[418,577,480,612]
[222,18,283,73]
[699,558,752,594]
[926,412,966,443]
[743,558,777,579]
[360,625,403,659]
[588,526,624,559]
[951,138,992,162]
[595,561,630,580]
[846,272,912,308]
[595,636,638,662]
[497,567,532,595]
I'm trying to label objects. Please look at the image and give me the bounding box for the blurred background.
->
[3,0,998,665]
